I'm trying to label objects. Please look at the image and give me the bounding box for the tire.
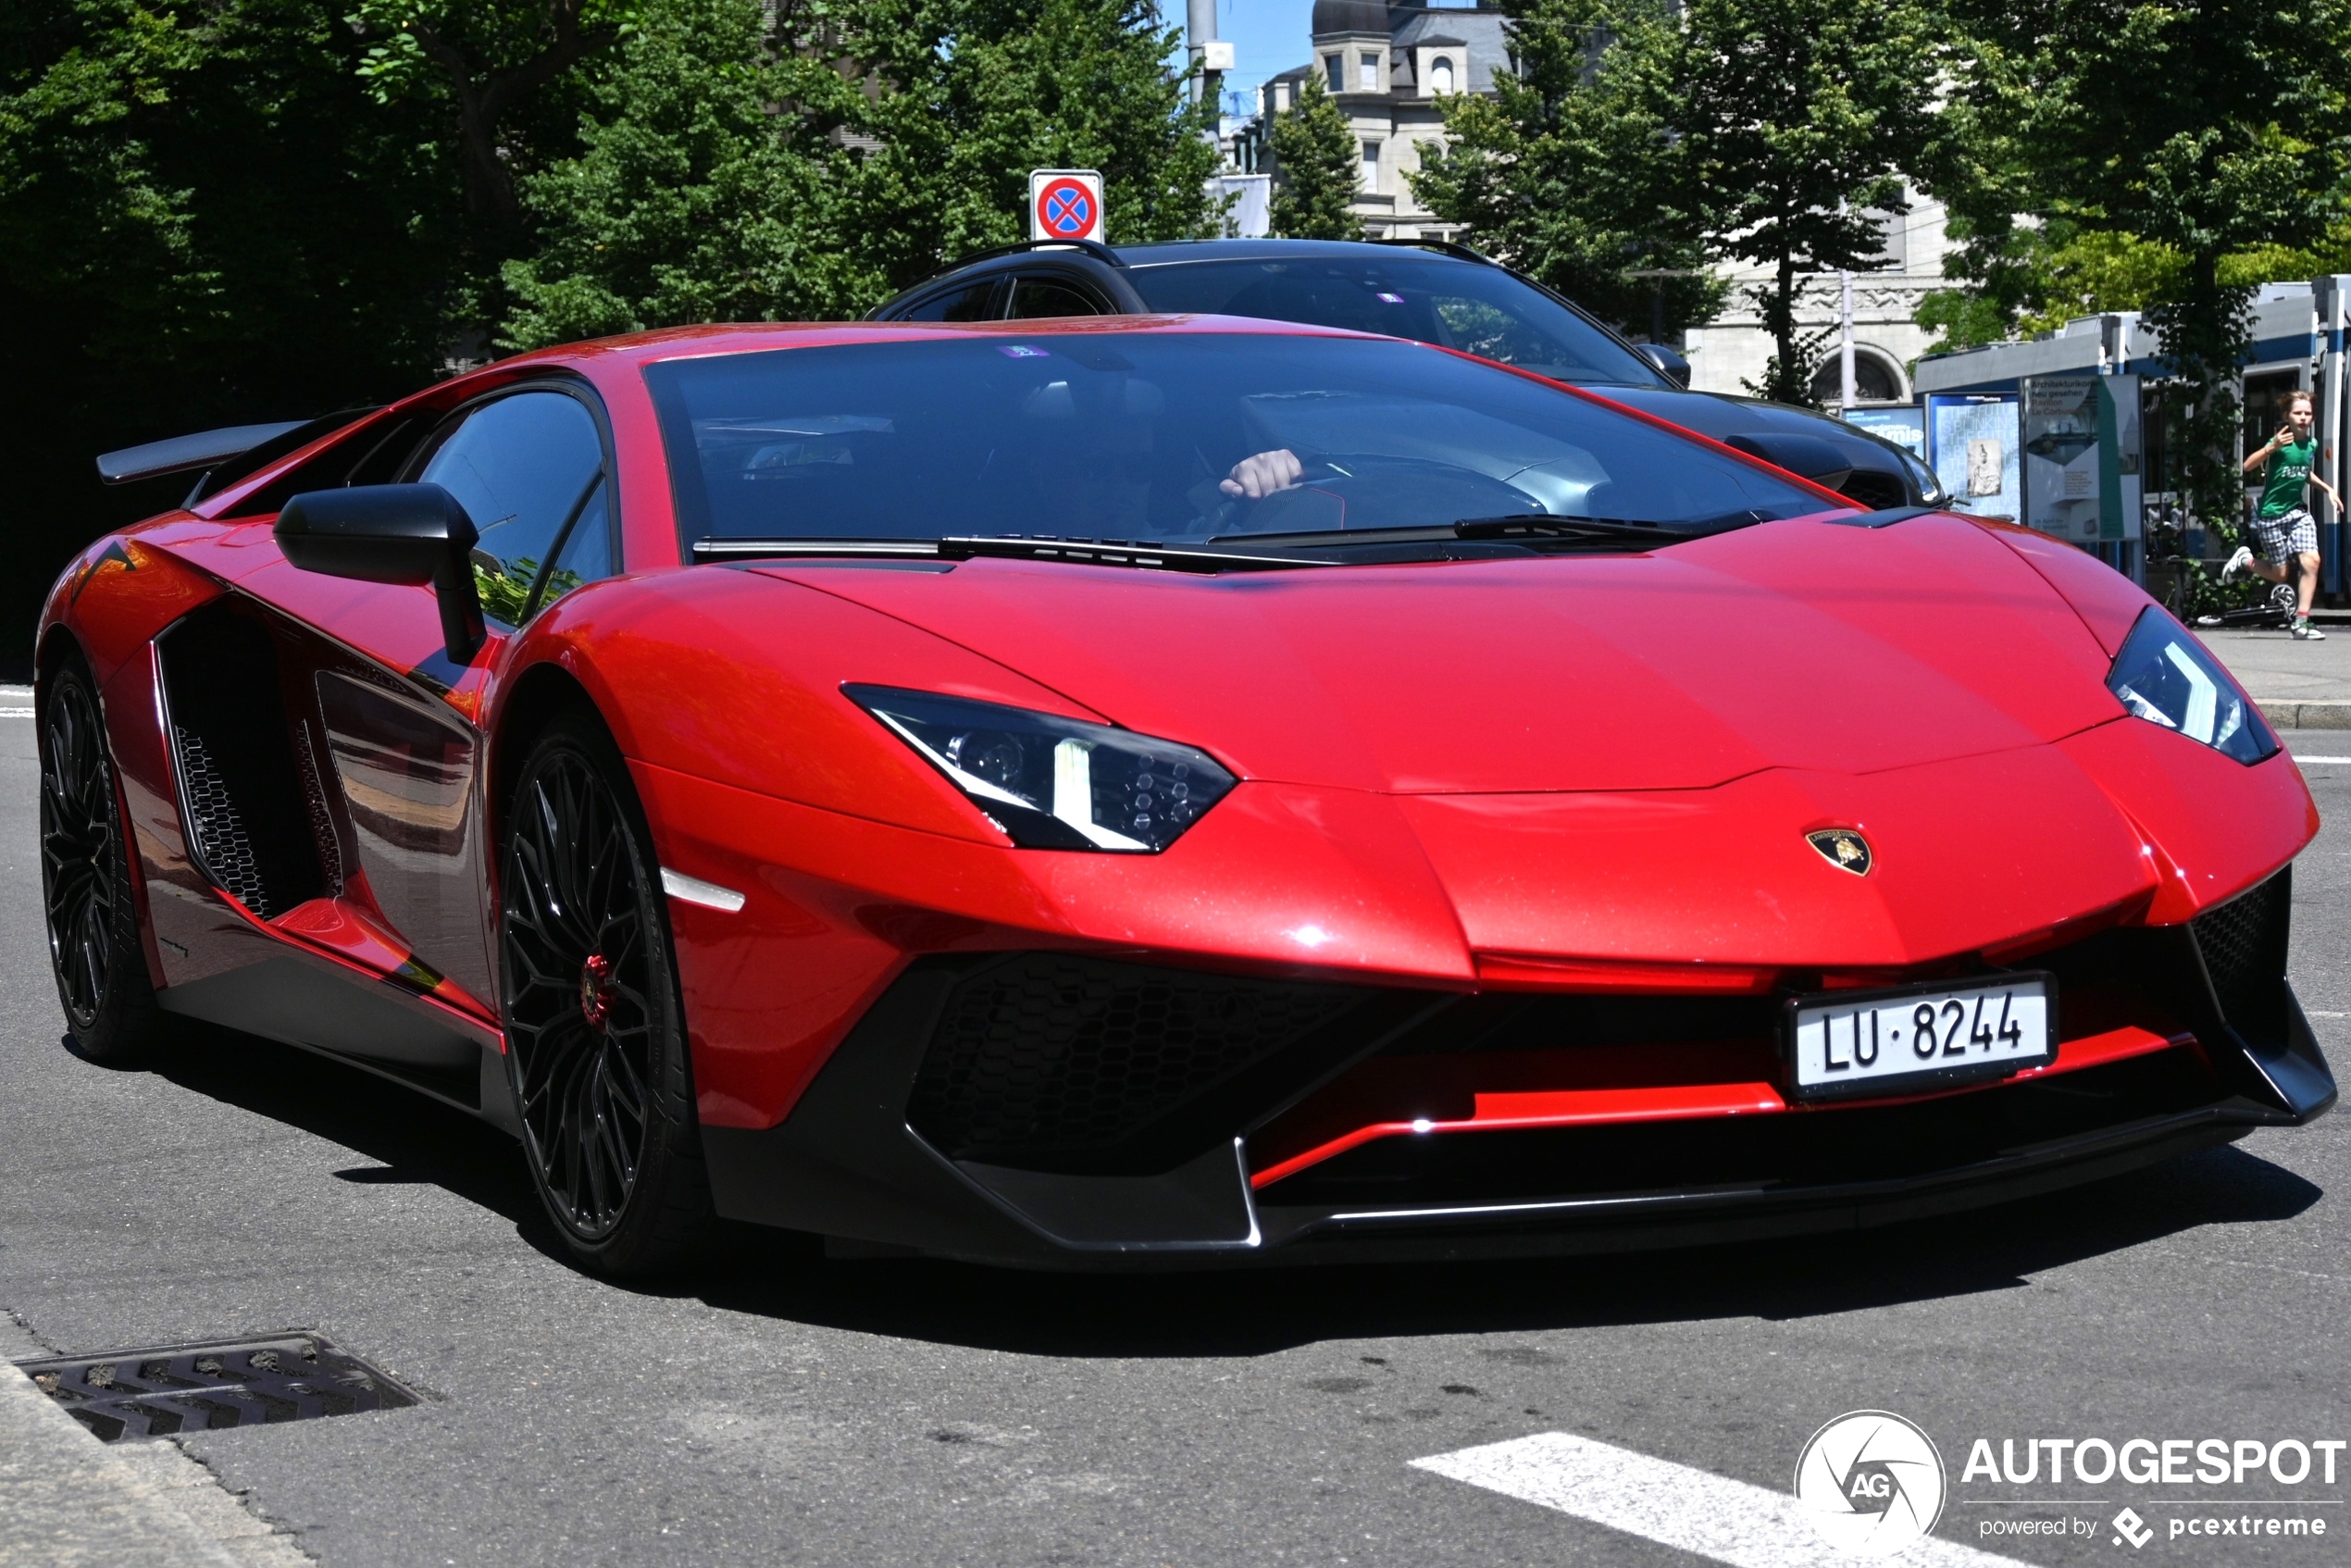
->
[39,654,168,1064]
[499,708,713,1275]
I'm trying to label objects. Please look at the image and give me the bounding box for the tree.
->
[1268,76,1362,241]
[1933,0,2351,535]
[501,0,868,345]
[1673,0,1943,404]
[828,0,1223,294]
[1410,0,1716,337]
[349,0,638,234]
[1,0,463,654]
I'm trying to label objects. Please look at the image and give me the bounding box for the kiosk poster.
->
[2097,375,2143,542]
[1924,392,2020,522]
[1840,406,1924,457]
[2021,375,2142,542]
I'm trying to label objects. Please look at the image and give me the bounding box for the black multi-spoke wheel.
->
[501,710,710,1273]
[39,654,166,1062]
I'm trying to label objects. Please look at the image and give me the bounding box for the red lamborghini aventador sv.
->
[40,317,2334,1274]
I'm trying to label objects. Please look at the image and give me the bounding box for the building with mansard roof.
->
[1233,0,1505,240]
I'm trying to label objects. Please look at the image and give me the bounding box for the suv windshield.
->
[647,332,1825,549]
[1123,255,1664,387]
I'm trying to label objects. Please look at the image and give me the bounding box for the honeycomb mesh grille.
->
[908,955,1367,1165]
[292,719,343,897]
[173,727,272,915]
[2193,870,2290,1030]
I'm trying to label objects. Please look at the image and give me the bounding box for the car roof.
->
[1109,239,1480,268]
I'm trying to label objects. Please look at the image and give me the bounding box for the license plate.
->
[1785,975,2056,1101]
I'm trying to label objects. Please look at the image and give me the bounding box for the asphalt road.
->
[2,710,2345,1568]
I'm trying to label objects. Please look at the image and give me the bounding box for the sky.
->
[1211,0,1315,113]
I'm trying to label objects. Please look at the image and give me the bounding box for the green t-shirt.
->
[2258,433,2320,518]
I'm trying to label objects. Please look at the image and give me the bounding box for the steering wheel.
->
[1211,453,1542,536]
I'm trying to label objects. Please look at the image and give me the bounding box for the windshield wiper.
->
[938,535,1334,572]
[1451,512,1773,540]
[690,534,1337,572]
[1210,513,1768,553]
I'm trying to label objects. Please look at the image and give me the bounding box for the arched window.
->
[1810,351,1904,404]
[1430,56,1454,94]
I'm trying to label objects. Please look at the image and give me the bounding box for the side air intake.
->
[156,601,326,918]
[2191,868,2292,1045]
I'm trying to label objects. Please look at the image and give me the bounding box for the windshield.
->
[646,333,1825,550]
[1123,255,1664,387]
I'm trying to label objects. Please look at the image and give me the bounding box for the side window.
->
[1004,277,1105,319]
[414,390,610,624]
[902,280,999,321]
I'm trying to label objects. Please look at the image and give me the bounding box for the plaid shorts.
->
[2253,506,2320,561]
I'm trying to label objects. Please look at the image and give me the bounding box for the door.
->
[290,386,616,1008]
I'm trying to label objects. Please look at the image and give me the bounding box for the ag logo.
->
[1793,1410,1947,1558]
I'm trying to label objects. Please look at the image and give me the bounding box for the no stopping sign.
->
[1029,169,1104,243]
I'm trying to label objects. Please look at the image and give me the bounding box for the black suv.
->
[872,238,1944,511]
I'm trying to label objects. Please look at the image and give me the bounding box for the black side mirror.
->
[275,484,486,663]
[1636,342,1692,388]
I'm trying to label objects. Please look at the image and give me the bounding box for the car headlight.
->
[845,685,1238,852]
[2106,606,2278,764]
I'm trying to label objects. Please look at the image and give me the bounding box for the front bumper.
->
[702,877,2335,1269]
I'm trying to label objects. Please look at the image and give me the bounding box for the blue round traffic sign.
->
[1036,177,1098,240]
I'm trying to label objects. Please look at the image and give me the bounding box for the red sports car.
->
[40,317,2334,1275]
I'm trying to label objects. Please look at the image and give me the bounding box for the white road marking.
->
[1412,1431,2029,1567]
[2289,755,2351,763]
[0,707,31,718]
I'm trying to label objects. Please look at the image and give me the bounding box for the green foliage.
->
[501,0,867,346]
[1673,0,1945,404]
[828,0,1222,288]
[1914,289,2009,355]
[345,0,638,230]
[1412,0,1933,375]
[1410,0,1717,336]
[1933,0,2351,531]
[473,555,582,621]
[1268,76,1362,241]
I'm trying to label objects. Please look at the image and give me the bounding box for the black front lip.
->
[698,955,2333,1271]
[1250,1101,2270,1264]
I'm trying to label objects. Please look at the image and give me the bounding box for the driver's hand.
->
[1220,449,1304,500]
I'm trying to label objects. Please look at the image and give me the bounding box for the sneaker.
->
[2295,617,2327,640]
[2222,544,2256,579]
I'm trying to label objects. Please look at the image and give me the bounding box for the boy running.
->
[2225,389,2338,640]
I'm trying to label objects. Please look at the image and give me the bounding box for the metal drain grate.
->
[13,1333,421,1442]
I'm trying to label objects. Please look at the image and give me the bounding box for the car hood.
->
[759,512,2125,795]
[1597,387,1924,490]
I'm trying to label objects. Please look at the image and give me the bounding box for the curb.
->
[2255,699,2351,730]
[0,1316,310,1568]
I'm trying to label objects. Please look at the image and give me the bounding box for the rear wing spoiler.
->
[96,408,380,504]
